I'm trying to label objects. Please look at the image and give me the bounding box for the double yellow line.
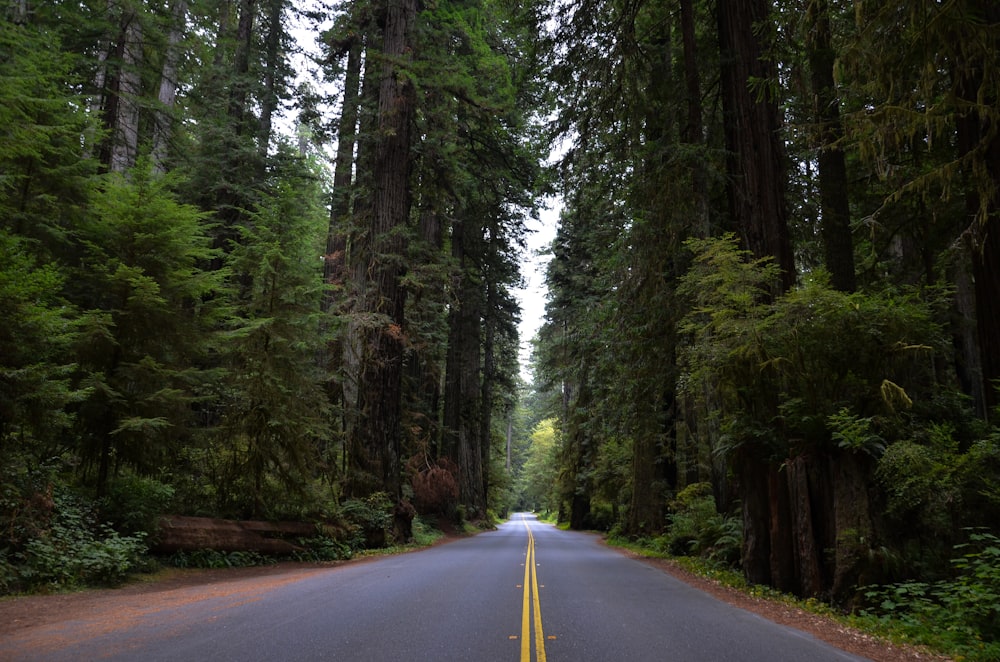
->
[520,515,546,662]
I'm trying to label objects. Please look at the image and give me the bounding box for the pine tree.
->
[69,164,225,495]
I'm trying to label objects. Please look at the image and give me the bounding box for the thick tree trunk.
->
[354,0,418,502]
[152,0,187,174]
[443,219,486,517]
[767,463,796,593]
[739,451,772,585]
[104,6,142,173]
[343,44,381,494]
[830,451,875,601]
[786,455,823,597]
[257,0,284,165]
[325,37,363,301]
[679,0,709,236]
[956,1,1000,417]
[806,0,855,293]
[718,0,797,591]
[717,0,794,292]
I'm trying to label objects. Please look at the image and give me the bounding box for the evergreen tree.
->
[69,164,225,495]
[214,151,333,517]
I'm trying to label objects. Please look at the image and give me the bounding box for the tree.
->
[214,155,333,517]
[69,164,225,495]
[804,0,856,292]
[349,0,420,534]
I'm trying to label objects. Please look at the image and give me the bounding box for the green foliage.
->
[293,536,353,562]
[516,419,560,514]
[71,164,226,488]
[0,18,97,245]
[213,156,333,517]
[100,474,176,538]
[828,409,885,457]
[9,489,147,592]
[659,483,741,567]
[861,532,1000,660]
[168,549,271,570]
[341,492,394,549]
[0,230,80,448]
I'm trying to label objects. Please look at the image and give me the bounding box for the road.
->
[0,513,867,661]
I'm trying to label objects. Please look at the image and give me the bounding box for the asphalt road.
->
[2,513,868,662]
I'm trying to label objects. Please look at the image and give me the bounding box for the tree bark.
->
[152,0,188,174]
[717,0,794,292]
[717,0,796,590]
[257,0,285,165]
[443,219,486,516]
[806,0,855,292]
[679,0,709,236]
[355,0,418,499]
[104,4,142,173]
[956,1,1000,417]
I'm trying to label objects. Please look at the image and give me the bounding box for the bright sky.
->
[515,198,559,382]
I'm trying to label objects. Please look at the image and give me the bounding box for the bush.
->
[293,536,353,562]
[168,549,270,569]
[100,474,175,537]
[14,489,147,591]
[861,531,1000,660]
[341,492,393,549]
[665,483,741,567]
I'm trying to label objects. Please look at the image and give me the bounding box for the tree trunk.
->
[443,219,486,517]
[786,454,823,597]
[324,36,363,305]
[104,5,142,173]
[831,450,875,602]
[257,0,284,165]
[717,0,794,292]
[152,0,188,174]
[956,1,1000,417]
[718,0,796,590]
[355,0,418,499]
[806,0,855,293]
[679,0,709,236]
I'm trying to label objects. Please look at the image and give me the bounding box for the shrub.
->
[100,474,175,537]
[665,483,742,567]
[861,531,1000,660]
[409,457,459,515]
[14,489,147,590]
[168,549,270,569]
[340,492,393,549]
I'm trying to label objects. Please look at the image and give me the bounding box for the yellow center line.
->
[520,515,546,662]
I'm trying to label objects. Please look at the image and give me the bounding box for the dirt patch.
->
[0,562,336,638]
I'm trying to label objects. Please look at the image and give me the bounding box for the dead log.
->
[153,515,316,555]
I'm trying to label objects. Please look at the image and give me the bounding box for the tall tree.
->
[717,0,795,293]
[717,0,797,591]
[352,0,419,525]
[805,0,855,292]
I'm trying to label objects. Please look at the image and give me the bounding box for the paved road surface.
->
[1,513,867,661]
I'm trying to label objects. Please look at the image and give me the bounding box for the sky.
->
[515,199,559,382]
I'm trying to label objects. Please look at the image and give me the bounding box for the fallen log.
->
[154,515,317,555]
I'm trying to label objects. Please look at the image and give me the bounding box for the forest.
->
[2,0,999,656]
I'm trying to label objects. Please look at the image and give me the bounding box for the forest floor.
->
[0,530,950,661]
